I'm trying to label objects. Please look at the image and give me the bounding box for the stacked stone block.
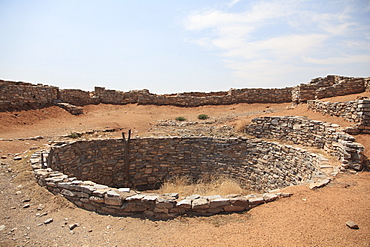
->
[32,165,291,219]
[59,89,100,106]
[245,116,365,170]
[292,75,366,104]
[0,80,58,111]
[307,99,370,134]
[47,137,325,192]
[1,75,368,111]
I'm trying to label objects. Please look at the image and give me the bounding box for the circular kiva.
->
[32,136,330,219]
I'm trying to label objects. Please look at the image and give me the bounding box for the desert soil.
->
[0,92,369,247]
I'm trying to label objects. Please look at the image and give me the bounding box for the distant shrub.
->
[68,132,79,138]
[198,114,209,120]
[175,116,186,121]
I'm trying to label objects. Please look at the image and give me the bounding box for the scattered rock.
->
[44,218,53,224]
[13,156,22,161]
[346,221,359,229]
[69,223,79,230]
[308,179,331,189]
[22,198,31,203]
[23,204,30,208]
[0,225,5,231]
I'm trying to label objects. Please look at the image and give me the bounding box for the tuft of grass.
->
[159,174,251,197]
[234,120,248,132]
[175,116,186,121]
[198,114,209,120]
[68,132,79,138]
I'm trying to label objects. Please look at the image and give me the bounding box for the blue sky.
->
[1,0,369,93]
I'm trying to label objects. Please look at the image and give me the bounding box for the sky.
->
[1,0,369,94]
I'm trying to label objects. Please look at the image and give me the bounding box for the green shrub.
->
[198,114,209,120]
[175,116,186,121]
[68,132,79,138]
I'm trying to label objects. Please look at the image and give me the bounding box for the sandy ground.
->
[0,92,369,246]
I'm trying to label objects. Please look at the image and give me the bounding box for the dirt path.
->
[0,92,369,246]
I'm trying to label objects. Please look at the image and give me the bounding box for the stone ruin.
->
[1,74,368,218]
[29,115,365,219]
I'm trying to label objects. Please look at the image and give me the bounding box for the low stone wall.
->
[307,99,370,134]
[30,135,333,218]
[245,116,365,170]
[32,165,292,219]
[94,87,293,106]
[315,78,366,99]
[1,75,368,111]
[59,89,99,106]
[47,137,325,192]
[0,80,58,111]
[292,75,366,104]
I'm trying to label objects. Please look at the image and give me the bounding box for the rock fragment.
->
[44,218,53,225]
[346,221,359,229]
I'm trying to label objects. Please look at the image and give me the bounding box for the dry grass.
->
[234,120,248,132]
[158,174,251,197]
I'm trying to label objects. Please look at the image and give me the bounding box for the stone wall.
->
[0,80,58,111]
[245,116,365,170]
[59,89,100,106]
[32,164,292,219]
[94,87,293,106]
[47,137,325,192]
[1,75,368,111]
[292,75,366,104]
[307,99,370,134]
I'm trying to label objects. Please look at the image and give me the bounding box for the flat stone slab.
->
[346,221,359,229]
[192,198,209,209]
[309,179,331,189]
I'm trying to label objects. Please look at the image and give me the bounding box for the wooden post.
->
[122,130,132,187]
[41,153,46,169]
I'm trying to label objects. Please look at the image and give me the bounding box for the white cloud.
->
[227,0,241,8]
[304,55,370,65]
[184,0,370,86]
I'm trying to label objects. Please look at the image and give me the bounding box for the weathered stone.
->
[192,198,209,209]
[44,218,53,224]
[230,197,249,207]
[249,197,264,206]
[68,223,79,230]
[209,198,230,208]
[176,199,192,209]
[89,195,105,203]
[61,189,75,197]
[121,202,147,212]
[262,193,279,202]
[346,221,359,229]
[308,179,331,190]
[156,196,176,209]
[224,205,246,212]
[104,195,122,206]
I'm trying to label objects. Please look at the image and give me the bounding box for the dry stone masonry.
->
[30,134,334,218]
[1,75,369,112]
[245,116,365,170]
[46,137,327,192]
[292,75,370,104]
[307,99,370,134]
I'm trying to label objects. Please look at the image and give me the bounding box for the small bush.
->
[198,114,209,120]
[175,116,186,121]
[68,132,79,138]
